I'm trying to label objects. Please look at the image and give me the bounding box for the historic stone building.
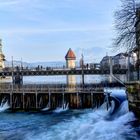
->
[0,39,5,70]
[65,48,76,87]
[100,55,111,69]
[65,48,76,69]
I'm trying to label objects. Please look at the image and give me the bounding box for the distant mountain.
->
[5,61,29,67]
[5,61,66,68]
[29,61,66,68]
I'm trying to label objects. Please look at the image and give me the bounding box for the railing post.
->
[62,92,65,109]
[77,92,79,108]
[23,92,25,110]
[10,92,12,108]
[127,52,130,82]
[36,91,38,109]
[11,56,14,90]
[81,54,85,87]
[91,92,93,109]
[48,88,51,108]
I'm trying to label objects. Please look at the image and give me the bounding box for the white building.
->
[0,39,5,70]
[100,55,111,69]
[113,53,127,69]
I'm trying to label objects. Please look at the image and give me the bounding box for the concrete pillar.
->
[13,75,23,85]
[23,92,25,110]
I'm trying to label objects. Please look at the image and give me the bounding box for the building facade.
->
[113,53,128,69]
[100,55,111,69]
[0,39,5,70]
[100,53,131,70]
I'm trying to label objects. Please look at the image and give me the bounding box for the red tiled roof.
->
[65,48,76,60]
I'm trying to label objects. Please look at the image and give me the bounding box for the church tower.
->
[0,39,5,69]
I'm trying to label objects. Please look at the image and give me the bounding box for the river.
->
[0,99,139,140]
[0,76,140,140]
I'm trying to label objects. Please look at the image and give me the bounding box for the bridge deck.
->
[0,68,127,77]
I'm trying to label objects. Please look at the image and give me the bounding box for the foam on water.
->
[26,101,137,140]
[0,99,10,112]
[41,103,50,111]
[53,103,69,113]
[0,88,139,140]
[105,88,126,96]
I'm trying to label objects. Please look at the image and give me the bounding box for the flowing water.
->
[0,99,10,113]
[0,99,139,140]
[53,103,69,113]
[0,76,140,140]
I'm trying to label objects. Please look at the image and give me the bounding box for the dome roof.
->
[65,48,76,60]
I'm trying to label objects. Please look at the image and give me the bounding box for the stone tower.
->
[0,39,5,70]
[65,48,76,69]
[65,48,76,89]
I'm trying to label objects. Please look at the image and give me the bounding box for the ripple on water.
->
[0,101,139,140]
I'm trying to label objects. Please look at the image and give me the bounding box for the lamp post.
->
[21,57,23,70]
[81,54,84,87]
[11,56,14,92]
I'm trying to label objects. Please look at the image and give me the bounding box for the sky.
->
[0,0,122,63]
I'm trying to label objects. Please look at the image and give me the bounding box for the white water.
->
[105,88,126,96]
[0,99,10,112]
[41,107,50,111]
[26,101,137,140]
[53,103,69,113]
[41,103,50,111]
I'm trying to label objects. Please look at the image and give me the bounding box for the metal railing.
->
[0,84,104,93]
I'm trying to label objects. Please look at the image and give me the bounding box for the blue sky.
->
[0,0,121,63]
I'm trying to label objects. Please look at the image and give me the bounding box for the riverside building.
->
[0,39,5,70]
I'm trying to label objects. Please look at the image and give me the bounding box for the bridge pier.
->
[13,74,23,85]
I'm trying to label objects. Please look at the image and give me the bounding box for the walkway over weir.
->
[0,83,105,111]
[0,68,127,77]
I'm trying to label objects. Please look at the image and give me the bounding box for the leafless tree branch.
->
[113,0,140,51]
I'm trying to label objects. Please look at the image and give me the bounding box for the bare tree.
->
[114,0,140,51]
[114,0,140,80]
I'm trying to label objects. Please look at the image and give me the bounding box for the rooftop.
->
[65,48,76,60]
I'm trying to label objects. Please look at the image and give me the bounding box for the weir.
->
[0,85,105,111]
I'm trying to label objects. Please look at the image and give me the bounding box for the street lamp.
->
[81,54,84,87]
[11,56,14,92]
[21,57,23,70]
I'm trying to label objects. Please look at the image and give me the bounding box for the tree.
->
[114,0,140,80]
[114,0,140,51]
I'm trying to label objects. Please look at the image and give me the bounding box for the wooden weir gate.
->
[0,85,105,111]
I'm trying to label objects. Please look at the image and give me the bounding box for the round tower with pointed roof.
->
[65,48,76,69]
[0,39,5,69]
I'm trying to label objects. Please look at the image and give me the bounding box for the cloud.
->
[0,0,20,6]
[0,0,120,62]
[0,24,112,35]
[0,0,30,7]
